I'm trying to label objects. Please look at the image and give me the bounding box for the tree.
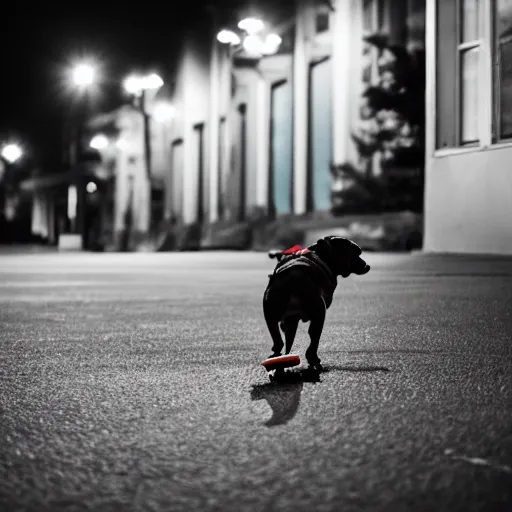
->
[331,33,425,214]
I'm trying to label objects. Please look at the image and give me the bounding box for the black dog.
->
[263,236,370,370]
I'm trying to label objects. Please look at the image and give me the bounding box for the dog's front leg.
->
[305,297,326,369]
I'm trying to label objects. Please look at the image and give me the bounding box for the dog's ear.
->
[317,238,332,251]
[310,238,333,259]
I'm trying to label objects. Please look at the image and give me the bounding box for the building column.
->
[209,38,221,223]
[293,0,312,215]
[423,0,437,251]
[218,45,233,221]
[331,0,363,168]
[256,74,269,209]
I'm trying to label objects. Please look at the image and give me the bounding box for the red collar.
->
[282,245,310,256]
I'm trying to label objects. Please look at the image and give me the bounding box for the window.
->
[316,11,330,33]
[436,0,512,150]
[459,0,480,144]
[217,117,226,219]
[193,123,205,223]
[314,0,332,33]
[493,0,512,140]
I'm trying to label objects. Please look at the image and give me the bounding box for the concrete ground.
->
[0,250,511,512]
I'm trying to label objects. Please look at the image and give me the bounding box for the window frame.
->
[492,0,512,142]
[433,0,510,157]
[457,0,482,146]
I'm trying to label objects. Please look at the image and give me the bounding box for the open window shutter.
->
[435,0,458,148]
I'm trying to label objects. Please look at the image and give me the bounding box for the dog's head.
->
[310,236,370,278]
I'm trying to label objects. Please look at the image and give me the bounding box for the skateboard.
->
[261,354,301,382]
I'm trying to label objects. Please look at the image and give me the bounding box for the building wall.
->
[259,54,293,214]
[424,0,512,254]
[424,149,512,254]
[147,96,173,189]
[163,0,424,240]
[166,35,212,225]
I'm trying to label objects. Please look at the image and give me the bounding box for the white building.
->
[85,95,173,250]
[163,0,426,251]
[424,0,512,254]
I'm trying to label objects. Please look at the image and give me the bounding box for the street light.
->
[89,134,109,150]
[122,71,166,236]
[1,143,23,164]
[217,29,241,45]
[71,62,96,88]
[216,17,282,57]
[238,17,265,35]
[122,72,166,178]
[65,60,98,247]
[86,181,97,194]
[261,33,283,55]
[123,73,164,97]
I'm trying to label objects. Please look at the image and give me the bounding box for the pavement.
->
[0,250,511,512]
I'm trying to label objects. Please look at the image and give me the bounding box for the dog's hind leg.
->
[281,317,299,355]
[305,297,326,369]
[263,296,284,357]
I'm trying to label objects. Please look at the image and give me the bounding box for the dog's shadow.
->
[250,364,390,428]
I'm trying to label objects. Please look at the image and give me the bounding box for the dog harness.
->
[269,245,338,308]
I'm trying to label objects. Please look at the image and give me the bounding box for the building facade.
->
[20,0,427,252]
[86,95,173,250]
[424,0,512,254]
[162,0,426,251]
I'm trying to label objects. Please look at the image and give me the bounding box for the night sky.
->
[0,3,201,170]
[1,1,296,172]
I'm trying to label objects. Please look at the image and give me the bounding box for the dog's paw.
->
[308,362,323,373]
[306,353,323,372]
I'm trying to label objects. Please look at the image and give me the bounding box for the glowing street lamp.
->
[242,35,262,56]
[89,134,109,150]
[217,29,241,45]
[86,181,97,194]
[123,73,164,97]
[261,33,283,55]
[71,62,96,88]
[143,73,164,90]
[1,143,23,164]
[238,17,265,35]
[217,17,282,57]
[123,76,142,96]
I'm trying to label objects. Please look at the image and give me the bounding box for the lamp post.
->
[0,142,23,228]
[68,60,97,246]
[122,73,164,234]
[215,18,282,221]
[123,73,164,181]
[70,61,97,165]
[1,143,23,165]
